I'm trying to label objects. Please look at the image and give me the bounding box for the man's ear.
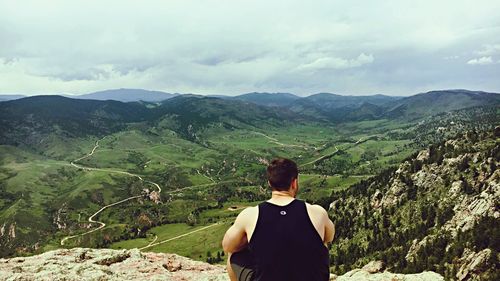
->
[290,178,299,197]
[291,177,298,190]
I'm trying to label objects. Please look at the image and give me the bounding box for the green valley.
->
[0,90,498,280]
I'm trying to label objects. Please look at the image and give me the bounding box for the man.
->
[222,158,335,281]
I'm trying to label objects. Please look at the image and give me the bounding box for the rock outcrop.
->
[0,248,227,281]
[332,269,443,281]
[0,248,445,281]
[456,249,496,281]
[331,260,443,280]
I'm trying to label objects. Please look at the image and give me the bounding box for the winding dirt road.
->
[300,134,383,168]
[60,195,142,245]
[252,131,310,149]
[60,138,232,247]
[142,234,158,249]
[139,223,220,251]
[61,138,162,245]
[301,145,339,167]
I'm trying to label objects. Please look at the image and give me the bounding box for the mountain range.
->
[0,89,178,103]
[2,89,498,122]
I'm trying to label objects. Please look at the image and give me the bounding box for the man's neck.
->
[268,190,295,205]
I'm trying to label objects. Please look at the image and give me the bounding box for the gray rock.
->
[0,248,228,281]
[0,249,447,281]
[456,248,493,281]
[361,260,385,273]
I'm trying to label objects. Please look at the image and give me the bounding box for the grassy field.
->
[1,118,430,260]
[111,223,212,249]
[146,222,231,261]
[110,221,233,263]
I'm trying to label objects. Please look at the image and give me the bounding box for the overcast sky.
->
[1,0,499,96]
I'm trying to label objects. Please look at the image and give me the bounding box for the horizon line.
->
[0,88,498,98]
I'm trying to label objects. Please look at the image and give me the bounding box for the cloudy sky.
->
[1,0,499,96]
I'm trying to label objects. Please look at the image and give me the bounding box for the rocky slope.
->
[328,128,499,280]
[0,248,443,281]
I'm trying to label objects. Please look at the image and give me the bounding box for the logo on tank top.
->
[280,210,287,215]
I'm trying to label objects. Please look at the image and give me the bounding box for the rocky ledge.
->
[332,261,443,280]
[0,248,444,281]
[0,248,227,281]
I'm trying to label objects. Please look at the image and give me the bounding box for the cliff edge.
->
[0,248,444,280]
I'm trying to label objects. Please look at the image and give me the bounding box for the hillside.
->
[269,93,401,122]
[0,96,150,149]
[274,90,499,122]
[304,93,400,108]
[231,92,300,107]
[0,94,315,151]
[154,95,312,141]
[327,128,500,280]
[384,90,500,119]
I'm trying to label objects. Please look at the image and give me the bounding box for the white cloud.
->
[295,53,374,71]
[467,56,495,65]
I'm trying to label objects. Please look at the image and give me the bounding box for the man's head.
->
[266,158,299,192]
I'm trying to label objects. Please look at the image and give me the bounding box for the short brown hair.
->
[266,158,298,191]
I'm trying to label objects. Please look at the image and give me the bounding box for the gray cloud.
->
[474,44,500,56]
[0,0,499,96]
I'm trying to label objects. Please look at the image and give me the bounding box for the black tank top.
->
[248,199,330,281]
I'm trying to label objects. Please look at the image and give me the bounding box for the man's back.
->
[247,199,330,281]
[222,158,335,281]
[240,198,334,243]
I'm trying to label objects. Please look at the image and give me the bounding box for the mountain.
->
[289,99,387,122]
[0,95,25,102]
[303,93,402,108]
[0,94,316,149]
[72,88,178,102]
[288,90,500,122]
[2,90,497,149]
[384,90,500,119]
[158,94,307,125]
[0,95,150,148]
[343,102,385,121]
[228,92,401,121]
[286,93,401,122]
[155,95,313,141]
[231,92,300,107]
[325,128,500,280]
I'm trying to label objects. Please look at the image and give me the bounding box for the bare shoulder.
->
[305,202,328,216]
[235,206,258,222]
[240,205,258,216]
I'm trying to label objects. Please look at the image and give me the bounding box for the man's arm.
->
[316,205,335,244]
[324,214,335,244]
[222,208,251,254]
